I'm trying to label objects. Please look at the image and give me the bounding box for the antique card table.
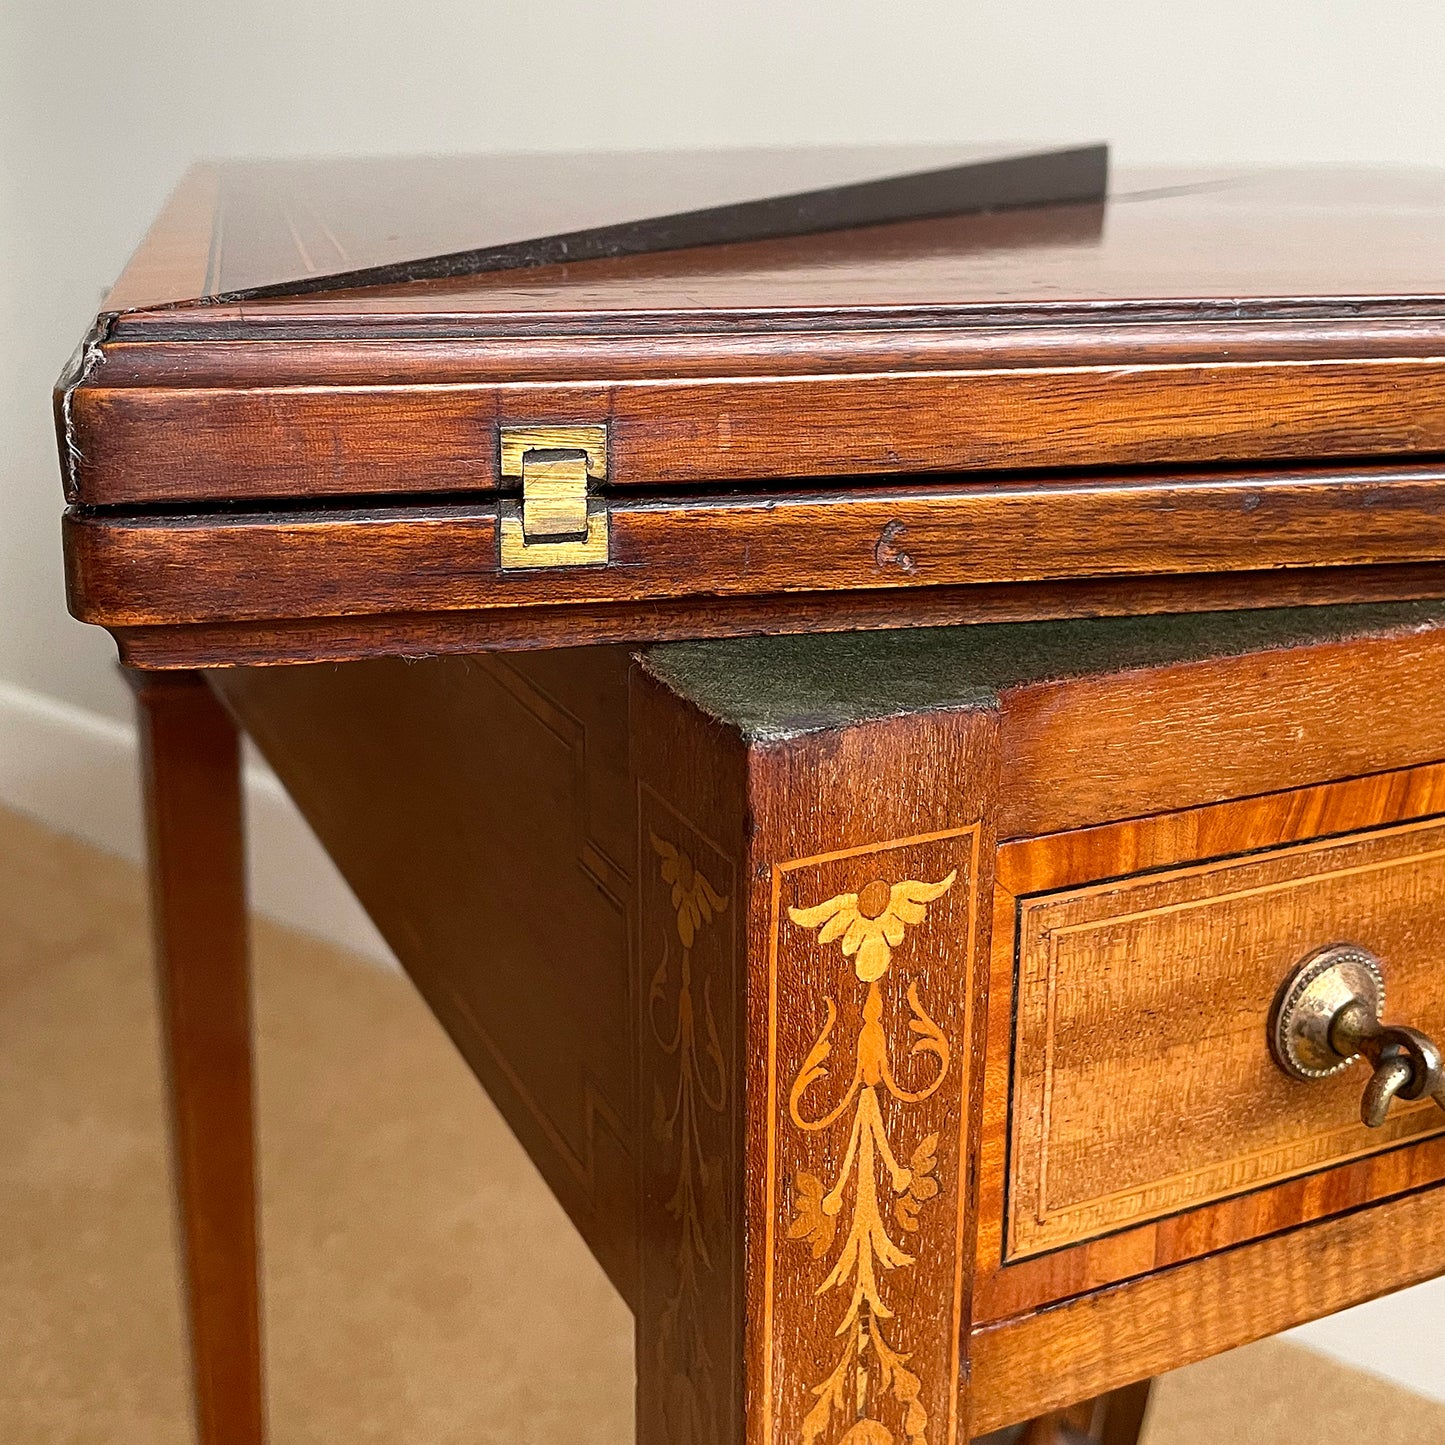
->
[56,153,1445,1445]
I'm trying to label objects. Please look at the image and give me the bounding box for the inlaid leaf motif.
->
[799,1339,855,1445]
[894,1133,940,1233]
[787,1171,837,1258]
[647,832,730,1445]
[652,832,728,947]
[789,871,955,984]
[872,1316,928,1443]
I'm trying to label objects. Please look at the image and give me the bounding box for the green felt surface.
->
[639,600,1445,740]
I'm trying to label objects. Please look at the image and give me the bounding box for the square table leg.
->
[631,663,998,1445]
[129,670,265,1445]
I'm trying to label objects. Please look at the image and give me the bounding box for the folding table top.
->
[55,149,1445,668]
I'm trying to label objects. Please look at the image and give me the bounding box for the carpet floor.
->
[3,804,1442,1444]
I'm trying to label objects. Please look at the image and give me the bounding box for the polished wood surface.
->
[996,609,1445,836]
[62,466,1445,627]
[100,165,221,315]
[102,145,1106,308]
[60,161,1445,664]
[976,762,1445,1323]
[104,564,1445,673]
[968,1181,1445,1433]
[130,672,263,1445]
[212,651,638,1298]
[65,354,1445,508]
[1008,813,1445,1258]
[182,607,1445,1442]
[630,658,750,1445]
[740,706,997,1445]
[111,163,1445,320]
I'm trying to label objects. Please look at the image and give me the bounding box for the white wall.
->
[4,0,1445,1406]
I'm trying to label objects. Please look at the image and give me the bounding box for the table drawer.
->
[1006,812,1445,1260]
[975,766,1445,1321]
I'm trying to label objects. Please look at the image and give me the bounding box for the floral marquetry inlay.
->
[768,838,982,1445]
[789,873,956,983]
[655,833,728,949]
[641,818,736,1445]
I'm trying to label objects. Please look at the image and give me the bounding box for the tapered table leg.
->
[130,670,264,1445]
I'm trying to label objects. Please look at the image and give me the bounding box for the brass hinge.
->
[498,424,609,569]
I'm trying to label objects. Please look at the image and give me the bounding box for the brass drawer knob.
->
[1270,944,1445,1128]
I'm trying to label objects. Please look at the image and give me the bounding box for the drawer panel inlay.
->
[1008,816,1445,1259]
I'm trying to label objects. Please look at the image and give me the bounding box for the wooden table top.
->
[57,152,1445,668]
[109,156,1445,328]
[102,144,1107,311]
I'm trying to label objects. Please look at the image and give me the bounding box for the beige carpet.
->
[3,804,1443,1445]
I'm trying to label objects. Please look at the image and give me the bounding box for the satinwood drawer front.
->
[1004,809,1445,1262]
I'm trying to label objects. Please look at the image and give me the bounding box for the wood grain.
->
[1007,816,1445,1257]
[107,564,1445,672]
[629,653,1003,1445]
[999,761,1445,889]
[630,668,750,1445]
[64,358,1445,506]
[211,651,639,1298]
[62,163,1445,512]
[110,163,1445,327]
[129,671,262,1445]
[967,1181,1445,1433]
[102,165,220,313]
[742,707,1000,1445]
[974,763,1445,1323]
[62,164,1445,669]
[998,625,1445,837]
[85,317,1445,385]
[98,146,1105,308]
[62,466,1445,630]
